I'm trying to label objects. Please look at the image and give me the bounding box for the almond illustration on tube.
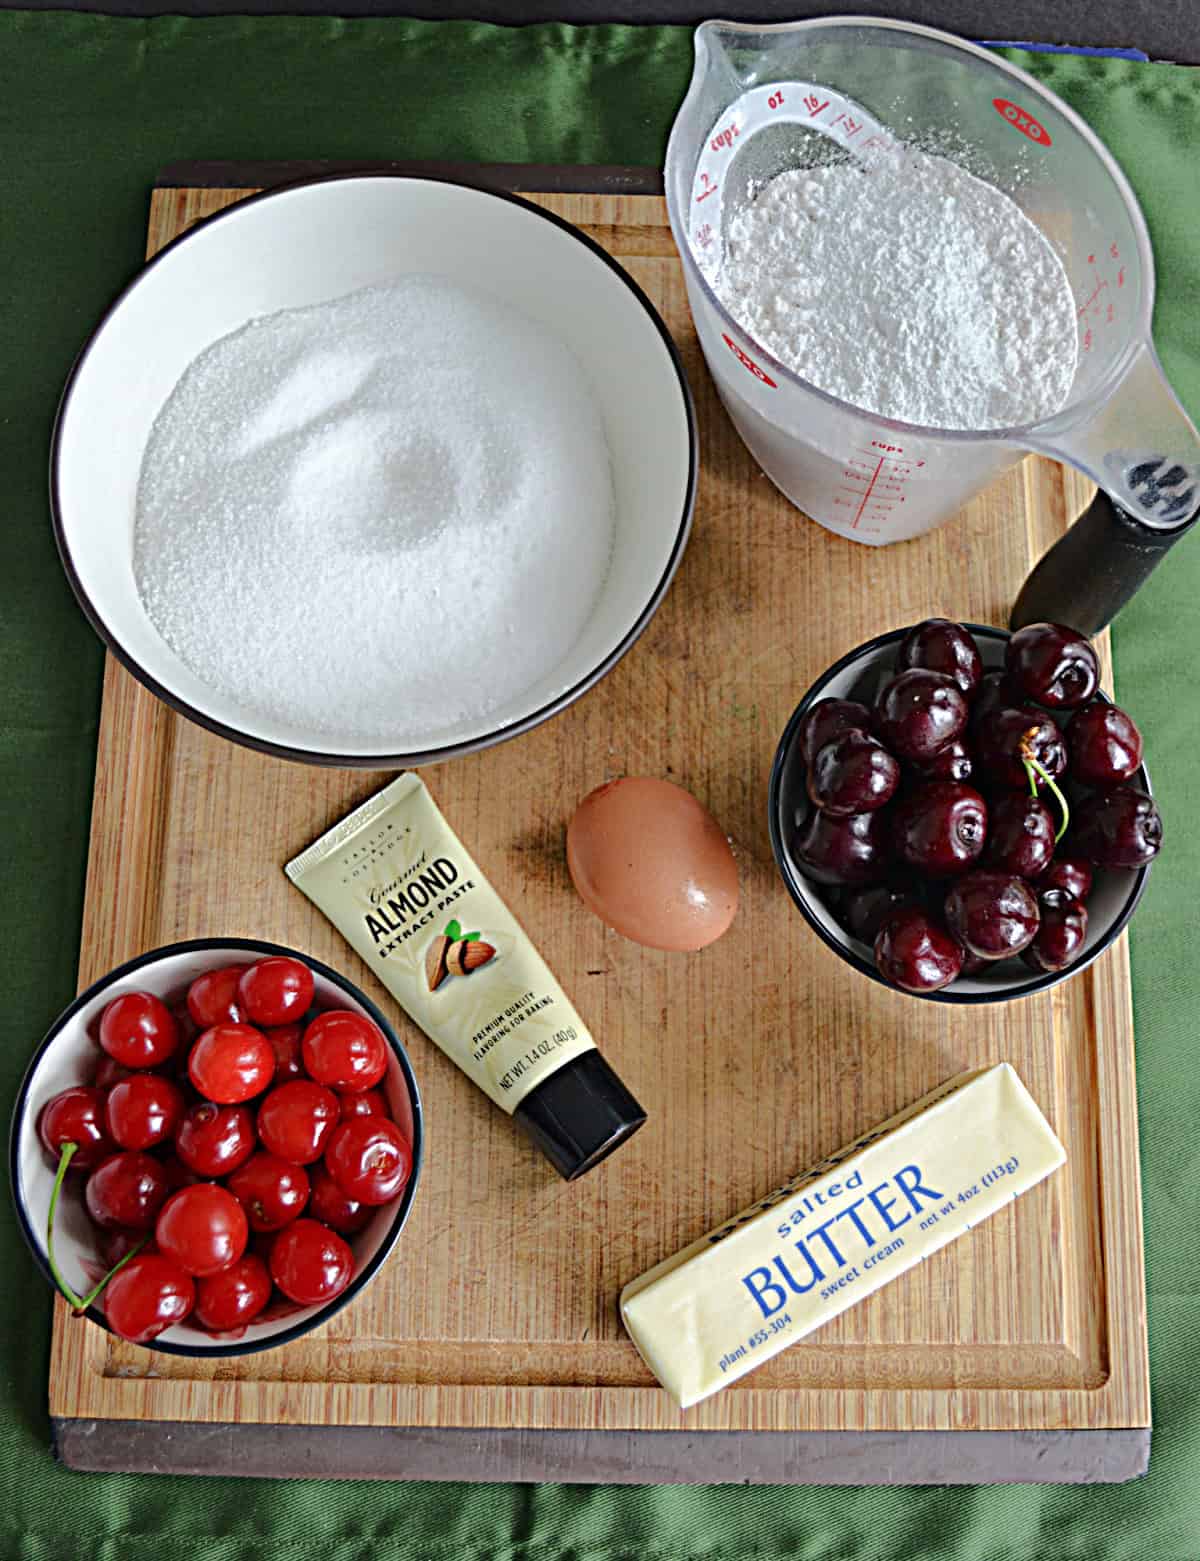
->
[425,935,451,992]
[447,938,496,978]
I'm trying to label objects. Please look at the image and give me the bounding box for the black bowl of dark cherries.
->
[768,620,1160,1001]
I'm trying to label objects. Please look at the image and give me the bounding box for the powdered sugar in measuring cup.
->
[715,148,1077,432]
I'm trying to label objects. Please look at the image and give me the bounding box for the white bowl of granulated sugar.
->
[52,174,696,766]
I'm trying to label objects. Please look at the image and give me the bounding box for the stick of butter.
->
[620,1063,1066,1408]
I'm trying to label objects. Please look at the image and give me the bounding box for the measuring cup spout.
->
[1014,344,1200,633]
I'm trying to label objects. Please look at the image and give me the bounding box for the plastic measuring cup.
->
[665,16,1200,630]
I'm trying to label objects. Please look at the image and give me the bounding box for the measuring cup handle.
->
[1011,491,1200,636]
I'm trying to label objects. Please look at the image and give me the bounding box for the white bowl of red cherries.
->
[10,939,422,1352]
[769,621,1160,1001]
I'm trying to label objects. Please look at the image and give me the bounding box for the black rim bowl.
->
[50,171,698,769]
[9,937,424,1356]
[767,624,1153,1005]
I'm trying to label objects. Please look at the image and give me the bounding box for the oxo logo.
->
[992,98,1052,146]
[722,334,777,388]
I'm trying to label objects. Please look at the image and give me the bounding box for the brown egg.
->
[566,777,738,951]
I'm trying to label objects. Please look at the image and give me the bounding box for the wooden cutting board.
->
[48,163,1149,1484]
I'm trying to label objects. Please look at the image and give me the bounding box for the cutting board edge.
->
[51,1417,1151,1485]
[155,159,665,195]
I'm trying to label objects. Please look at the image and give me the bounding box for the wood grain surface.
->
[48,180,1149,1454]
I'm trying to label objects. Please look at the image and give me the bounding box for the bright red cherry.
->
[85,1151,169,1231]
[256,1080,340,1165]
[98,992,179,1069]
[194,1254,272,1332]
[104,1253,194,1343]
[265,1023,305,1083]
[104,1073,186,1151]
[155,1184,249,1278]
[337,1089,389,1122]
[227,1152,311,1233]
[237,957,314,1029]
[302,1011,388,1093]
[186,966,246,1029]
[38,1086,113,1170]
[173,1101,256,1177]
[269,1219,354,1306]
[308,1164,373,1235]
[188,1023,275,1104]
[324,1118,412,1206]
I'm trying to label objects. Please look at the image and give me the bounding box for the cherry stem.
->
[46,1142,148,1313]
[1022,749,1071,843]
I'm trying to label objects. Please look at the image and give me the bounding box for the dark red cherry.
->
[985,794,1056,879]
[1071,787,1162,868]
[796,699,874,766]
[912,737,973,784]
[944,871,1040,960]
[971,669,1021,733]
[896,619,982,699]
[807,730,899,816]
[1006,622,1099,709]
[891,782,987,877]
[1041,858,1093,902]
[975,705,1067,792]
[1067,703,1143,788]
[1023,888,1089,973]
[791,808,890,887]
[874,909,964,994]
[876,671,968,763]
[842,883,919,946]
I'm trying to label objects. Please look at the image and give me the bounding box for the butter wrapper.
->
[620,1063,1065,1408]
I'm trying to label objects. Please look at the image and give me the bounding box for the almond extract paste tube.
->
[286,773,646,1179]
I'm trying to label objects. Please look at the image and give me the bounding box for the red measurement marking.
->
[1076,280,1108,317]
[695,171,719,203]
[852,456,886,529]
[992,98,1052,146]
[803,94,829,118]
[721,333,776,388]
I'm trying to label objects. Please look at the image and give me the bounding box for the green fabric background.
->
[2,14,1199,1558]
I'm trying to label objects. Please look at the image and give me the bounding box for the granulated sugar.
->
[135,278,614,745]
[716,150,1078,430]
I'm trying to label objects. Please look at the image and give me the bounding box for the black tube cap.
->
[513,1050,646,1180]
